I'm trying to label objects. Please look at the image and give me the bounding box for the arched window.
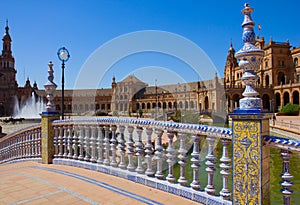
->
[262,94,270,111]
[294,58,298,67]
[152,103,156,108]
[275,93,281,111]
[284,92,290,105]
[204,96,209,110]
[265,75,270,86]
[179,102,183,109]
[277,72,285,85]
[233,94,240,108]
[190,101,194,109]
[293,91,299,105]
[173,102,177,109]
[163,102,167,109]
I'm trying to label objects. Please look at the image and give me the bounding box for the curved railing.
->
[52,118,233,204]
[0,123,42,164]
[0,118,299,205]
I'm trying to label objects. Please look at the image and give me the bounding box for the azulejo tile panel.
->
[233,120,261,205]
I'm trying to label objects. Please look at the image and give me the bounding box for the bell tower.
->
[0,21,18,116]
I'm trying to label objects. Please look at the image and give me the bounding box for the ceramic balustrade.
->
[1,118,300,205]
[0,124,41,163]
[51,118,233,203]
[264,135,300,205]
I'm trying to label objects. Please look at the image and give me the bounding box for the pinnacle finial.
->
[44,61,57,113]
[229,39,233,50]
[5,19,9,33]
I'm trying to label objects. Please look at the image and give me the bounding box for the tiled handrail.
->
[264,135,300,205]
[52,118,232,204]
[52,118,233,138]
[0,118,299,204]
[0,123,41,164]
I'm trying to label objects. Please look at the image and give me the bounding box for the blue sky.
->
[2,0,300,89]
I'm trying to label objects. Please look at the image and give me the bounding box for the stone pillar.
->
[231,3,270,204]
[41,61,60,164]
[230,113,270,205]
[41,113,59,164]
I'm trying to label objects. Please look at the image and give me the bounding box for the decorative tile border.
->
[53,158,231,205]
[264,135,300,152]
[30,165,164,205]
[52,117,232,139]
[0,157,41,165]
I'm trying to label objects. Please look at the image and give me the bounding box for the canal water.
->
[170,137,300,204]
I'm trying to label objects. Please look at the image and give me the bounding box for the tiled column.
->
[230,113,270,205]
[40,113,59,164]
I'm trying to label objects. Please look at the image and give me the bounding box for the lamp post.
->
[162,91,166,121]
[57,47,70,120]
[184,85,186,111]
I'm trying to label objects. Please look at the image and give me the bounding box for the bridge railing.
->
[0,123,41,163]
[51,118,233,204]
[264,135,300,205]
[0,118,300,205]
[270,119,300,134]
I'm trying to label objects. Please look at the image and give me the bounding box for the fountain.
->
[13,93,46,119]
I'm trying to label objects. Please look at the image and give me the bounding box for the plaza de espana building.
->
[1,23,300,118]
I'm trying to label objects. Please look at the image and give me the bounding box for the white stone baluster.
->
[220,138,231,200]
[8,139,12,159]
[63,126,68,158]
[205,136,216,195]
[37,130,41,156]
[90,125,97,162]
[11,139,15,160]
[126,125,135,171]
[54,126,59,158]
[117,125,126,169]
[67,125,73,158]
[24,132,28,157]
[72,125,79,159]
[35,129,40,157]
[135,126,144,174]
[96,125,104,164]
[281,149,293,205]
[30,131,35,157]
[190,134,201,190]
[103,125,110,166]
[27,132,31,157]
[110,125,118,167]
[14,137,18,159]
[178,132,187,186]
[21,133,26,158]
[145,127,154,177]
[166,131,176,183]
[154,128,164,179]
[19,135,23,158]
[78,125,84,160]
[21,133,27,158]
[84,125,91,161]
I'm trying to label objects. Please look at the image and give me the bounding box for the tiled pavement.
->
[0,161,200,205]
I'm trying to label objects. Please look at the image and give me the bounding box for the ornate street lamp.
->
[57,47,70,120]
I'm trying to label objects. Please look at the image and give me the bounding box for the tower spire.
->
[5,20,9,35]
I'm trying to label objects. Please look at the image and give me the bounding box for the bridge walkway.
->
[0,161,200,205]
